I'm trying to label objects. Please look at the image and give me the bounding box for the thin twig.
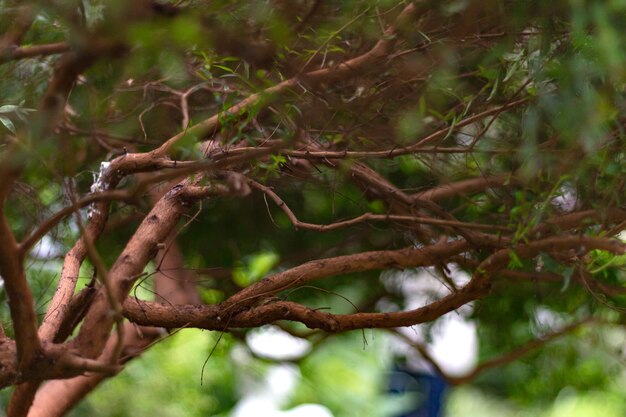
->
[249,179,509,232]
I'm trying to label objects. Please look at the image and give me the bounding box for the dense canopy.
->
[0,0,625,416]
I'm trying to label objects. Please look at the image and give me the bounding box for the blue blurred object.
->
[388,366,449,417]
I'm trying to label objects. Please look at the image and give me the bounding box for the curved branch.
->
[21,146,274,257]
[448,318,593,385]
[124,290,484,332]
[414,173,517,202]
[470,236,626,290]
[389,330,453,381]
[221,238,470,312]
[0,168,41,374]
[532,208,626,238]
[249,179,509,232]
[30,185,201,417]
[71,179,235,359]
[390,317,593,386]
[35,147,271,343]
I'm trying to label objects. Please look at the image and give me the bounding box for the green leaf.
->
[368,200,385,214]
[508,250,524,269]
[0,105,19,114]
[487,75,500,101]
[213,64,235,74]
[561,266,574,292]
[233,251,279,287]
[0,116,16,134]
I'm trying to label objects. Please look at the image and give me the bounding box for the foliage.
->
[0,0,625,416]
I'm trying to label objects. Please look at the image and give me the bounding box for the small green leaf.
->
[200,288,224,304]
[213,65,235,74]
[0,105,19,114]
[233,252,279,287]
[561,266,574,292]
[487,75,500,101]
[508,250,524,269]
[368,200,385,214]
[0,116,16,134]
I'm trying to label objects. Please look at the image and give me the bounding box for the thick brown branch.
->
[221,238,470,312]
[123,286,473,330]
[30,191,198,417]
[72,179,232,359]
[35,143,272,343]
[124,273,486,331]
[0,169,41,374]
[28,324,162,417]
[7,382,39,417]
[70,196,125,365]
[344,161,506,247]
[0,42,70,63]
[37,200,113,343]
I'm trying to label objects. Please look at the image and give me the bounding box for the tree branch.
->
[414,173,517,202]
[28,324,162,417]
[29,186,201,417]
[0,168,41,374]
[124,279,485,332]
[449,318,593,385]
[249,179,509,232]
[0,4,33,52]
[153,2,421,156]
[470,236,626,291]
[0,42,70,64]
[220,238,470,313]
[71,178,236,359]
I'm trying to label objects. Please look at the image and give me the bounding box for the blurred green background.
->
[57,325,626,417]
